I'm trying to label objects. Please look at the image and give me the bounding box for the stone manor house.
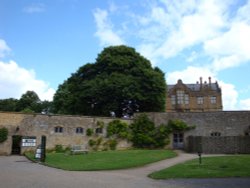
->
[166,77,222,112]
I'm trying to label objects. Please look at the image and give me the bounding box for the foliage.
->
[0,98,18,112]
[86,128,93,136]
[107,119,130,139]
[88,137,103,151]
[130,114,165,148]
[0,127,8,143]
[88,139,96,147]
[55,145,64,153]
[0,91,52,113]
[107,139,117,150]
[130,114,193,148]
[97,121,104,128]
[167,119,194,131]
[53,45,166,116]
[149,155,250,179]
[16,91,41,112]
[25,150,176,171]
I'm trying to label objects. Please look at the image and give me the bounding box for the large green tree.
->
[53,45,166,116]
[16,91,43,113]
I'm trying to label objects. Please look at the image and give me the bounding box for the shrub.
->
[0,127,8,143]
[107,119,129,139]
[88,139,96,147]
[86,128,93,136]
[130,114,193,148]
[55,144,64,153]
[108,139,117,150]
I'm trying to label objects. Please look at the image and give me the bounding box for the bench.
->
[70,145,88,155]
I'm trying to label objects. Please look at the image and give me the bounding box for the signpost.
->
[35,135,46,162]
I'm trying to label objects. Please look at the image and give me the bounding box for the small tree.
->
[130,114,160,148]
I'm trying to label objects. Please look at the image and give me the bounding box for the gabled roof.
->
[167,79,221,93]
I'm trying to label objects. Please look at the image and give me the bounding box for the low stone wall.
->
[187,136,250,154]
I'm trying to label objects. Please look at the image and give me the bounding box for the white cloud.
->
[240,98,250,110]
[219,81,238,110]
[93,8,125,47]
[23,3,45,13]
[205,22,250,71]
[166,66,215,84]
[132,0,229,61]
[0,39,11,58]
[0,60,55,101]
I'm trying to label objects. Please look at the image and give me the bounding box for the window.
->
[95,128,103,134]
[176,90,184,104]
[210,96,216,104]
[171,95,176,105]
[210,132,221,137]
[184,94,189,104]
[197,97,204,104]
[76,127,84,134]
[54,126,63,133]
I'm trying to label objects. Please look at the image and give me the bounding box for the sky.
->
[0,0,250,110]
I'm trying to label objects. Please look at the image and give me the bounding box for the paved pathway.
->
[0,151,249,188]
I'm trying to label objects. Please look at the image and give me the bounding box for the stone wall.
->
[1,111,250,155]
[145,111,250,150]
[187,136,250,154]
[0,112,132,155]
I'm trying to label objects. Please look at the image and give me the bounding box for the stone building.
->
[166,77,222,112]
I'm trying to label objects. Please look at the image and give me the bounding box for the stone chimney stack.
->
[209,77,211,86]
[200,77,203,89]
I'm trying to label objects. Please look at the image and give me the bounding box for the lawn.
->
[26,149,176,171]
[149,155,250,179]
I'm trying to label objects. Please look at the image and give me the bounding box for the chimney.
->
[200,77,203,84]
[209,77,211,85]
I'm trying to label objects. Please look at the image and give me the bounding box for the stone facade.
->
[187,136,250,154]
[1,111,250,155]
[0,112,132,155]
[146,111,250,151]
[166,77,222,112]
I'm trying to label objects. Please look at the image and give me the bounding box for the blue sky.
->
[0,0,250,110]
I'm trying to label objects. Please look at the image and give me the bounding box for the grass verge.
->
[26,149,176,171]
[149,155,250,179]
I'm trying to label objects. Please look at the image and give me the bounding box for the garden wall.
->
[187,136,250,154]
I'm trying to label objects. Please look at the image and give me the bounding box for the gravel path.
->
[0,151,249,188]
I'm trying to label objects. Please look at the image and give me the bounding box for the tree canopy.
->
[53,45,166,117]
[0,91,52,114]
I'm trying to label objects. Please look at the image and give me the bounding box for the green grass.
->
[149,155,250,179]
[26,149,176,171]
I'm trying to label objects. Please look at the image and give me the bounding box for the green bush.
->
[0,127,8,143]
[55,145,64,153]
[107,119,129,139]
[88,139,96,147]
[130,114,192,148]
[108,139,117,150]
[86,128,93,136]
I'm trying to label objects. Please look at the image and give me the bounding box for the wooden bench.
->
[70,145,88,155]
